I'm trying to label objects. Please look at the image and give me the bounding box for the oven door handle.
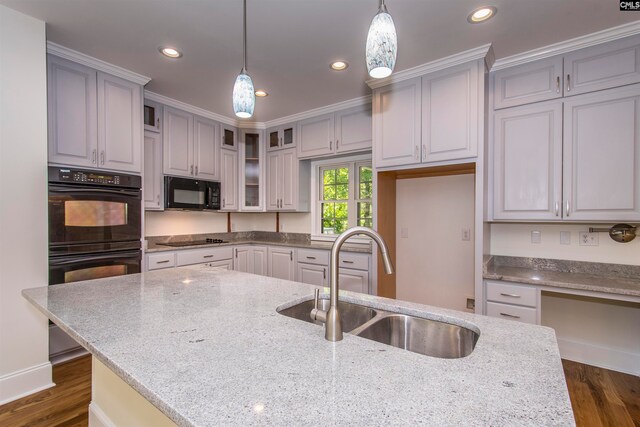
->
[49,251,141,266]
[49,186,141,198]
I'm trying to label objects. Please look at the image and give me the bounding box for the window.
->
[315,158,373,237]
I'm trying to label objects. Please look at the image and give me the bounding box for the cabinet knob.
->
[336,140,339,150]
[329,140,333,150]
[414,146,419,160]
[191,165,194,175]
[92,149,97,164]
[556,76,560,94]
[554,201,559,216]
[565,200,570,217]
[195,166,198,175]
[566,74,571,92]
[100,151,105,165]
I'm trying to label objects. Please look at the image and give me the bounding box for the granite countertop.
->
[23,266,574,426]
[145,231,372,254]
[484,256,640,298]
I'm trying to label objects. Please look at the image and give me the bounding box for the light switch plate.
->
[560,231,571,245]
[462,228,471,241]
[531,230,541,244]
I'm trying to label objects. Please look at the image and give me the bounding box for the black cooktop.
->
[158,239,227,247]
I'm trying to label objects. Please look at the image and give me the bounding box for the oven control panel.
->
[64,170,121,185]
[49,167,141,189]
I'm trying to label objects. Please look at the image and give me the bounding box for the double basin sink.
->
[278,298,478,359]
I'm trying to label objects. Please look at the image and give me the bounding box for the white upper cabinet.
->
[266,151,280,211]
[163,106,194,177]
[562,85,640,221]
[280,149,297,210]
[143,131,163,210]
[373,77,422,168]
[493,101,563,220]
[239,129,263,210]
[564,35,640,97]
[97,72,142,173]
[266,148,303,211]
[297,113,335,158]
[143,100,162,133]
[422,62,479,162]
[220,148,238,211]
[493,56,563,109]
[335,105,372,154]
[193,116,219,181]
[220,124,238,150]
[267,124,296,151]
[48,55,142,173]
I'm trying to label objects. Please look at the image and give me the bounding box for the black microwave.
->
[164,176,220,211]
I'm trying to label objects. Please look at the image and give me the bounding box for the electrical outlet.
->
[461,228,471,241]
[231,223,237,232]
[466,298,475,310]
[579,232,599,246]
[280,222,285,231]
[560,231,571,245]
[531,230,541,244]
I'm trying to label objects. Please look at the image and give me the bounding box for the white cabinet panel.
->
[297,263,327,287]
[163,106,194,177]
[97,72,142,172]
[176,246,233,266]
[493,101,563,220]
[339,268,369,294]
[422,62,478,162]
[220,124,238,150]
[266,152,280,210]
[493,56,563,109]
[221,149,238,210]
[194,116,219,180]
[281,149,297,210]
[564,35,640,96]
[268,247,296,281]
[485,280,538,308]
[374,77,422,168]
[47,55,97,167]
[252,246,268,276]
[143,131,163,210]
[486,301,537,324]
[563,85,640,221]
[335,105,372,153]
[205,259,233,270]
[266,148,302,211]
[234,246,252,273]
[297,248,329,266]
[297,113,334,158]
[147,252,175,270]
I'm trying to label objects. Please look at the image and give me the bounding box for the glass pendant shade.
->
[233,70,255,119]
[365,6,397,79]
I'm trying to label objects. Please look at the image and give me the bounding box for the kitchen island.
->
[23,265,574,426]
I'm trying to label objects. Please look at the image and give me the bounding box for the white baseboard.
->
[89,401,117,427]
[558,337,640,376]
[0,361,54,405]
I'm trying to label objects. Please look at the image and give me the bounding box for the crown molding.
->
[366,44,493,89]
[264,95,372,128]
[491,21,640,71]
[47,42,151,85]
[144,91,239,126]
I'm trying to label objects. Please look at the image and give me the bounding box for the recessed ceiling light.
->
[330,61,349,71]
[255,90,268,97]
[159,47,182,58]
[467,6,497,23]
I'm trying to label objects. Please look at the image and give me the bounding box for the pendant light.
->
[365,0,397,79]
[232,0,255,118]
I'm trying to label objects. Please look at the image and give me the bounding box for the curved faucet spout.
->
[310,226,395,342]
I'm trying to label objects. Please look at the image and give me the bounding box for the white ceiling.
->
[2,0,638,122]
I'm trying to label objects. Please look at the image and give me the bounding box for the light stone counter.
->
[23,266,574,426]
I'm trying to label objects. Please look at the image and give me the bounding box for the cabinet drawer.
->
[297,248,329,266]
[147,252,176,270]
[486,301,537,325]
[485,281,537,308]
[176,246,234,266]
[338,253,369,271]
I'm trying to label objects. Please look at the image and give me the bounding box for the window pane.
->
[335,219,348,234]
[336,167,349,184]
[335,202,348,219]
[358,218,373,228]
[322,219,335,234]
[336,184,349,200]
[359,166,372,183]
[323,185,336,200]
[323,169,336,185]
[358,202,372,218]
[359,182,372,200]
[322,203,334,218]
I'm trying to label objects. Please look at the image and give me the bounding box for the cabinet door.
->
[563,85,640,221]
[268,247,295,281]
[240,130,262,210]
[47,55,97,168]
[281,125,296,149]
[493,56,563,109]
[373,77,422,168]
[267,127,281,151]
[221,124,237,150]
[163,106,194,177]
[143,100,162,133]
[280,149,298,210]
[339,268,369,294]
[206,259,234,270]
[234,246,252,273]
[493,101,563,220]
[252,246,268,276]
[220,149,238,210]
[564,35,640,97]
[335,105,372,153]
[422,62,478,162]
[297,263,327,287]
[143,131,163,210]
[266,151,280,211]
[97,72,142,172]
[297,113,334,158]
[194,116,219,180]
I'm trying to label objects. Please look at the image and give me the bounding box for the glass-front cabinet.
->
[240,129,263,210]
[267,124,296,151]
[221,124,238,150]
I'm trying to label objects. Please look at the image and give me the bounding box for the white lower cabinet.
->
[484,280,539,325]
[147,252,176,270]
[297,263,328,287]
[233,245,267,275]
[296,248,370,294]
[252,246,268,276]
[204,259,233,270]
[339,269,370,294]
[176,247,234,266]
[268,247,296,281]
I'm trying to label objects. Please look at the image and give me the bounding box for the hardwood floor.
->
[0,356,91,427]
[0,356,637,426]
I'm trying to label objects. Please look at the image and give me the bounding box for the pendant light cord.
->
[243,0,247,72]
[379,0,388,14]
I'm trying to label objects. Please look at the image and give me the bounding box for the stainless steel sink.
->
[354,314,478,359]
[278,298,377,333]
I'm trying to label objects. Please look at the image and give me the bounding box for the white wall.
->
[144,211,227,236]
[395,174,475,312]
[231,212,276,232]
[280,212,312,233]
[490,223,640,265]
[0,5,53,404]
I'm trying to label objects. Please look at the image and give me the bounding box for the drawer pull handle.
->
[203,255,214,259]
[500,293,520,298]
[500,312,521,319]
[342,260,354,264]
[157,260,170,264]
[306,256,316,260]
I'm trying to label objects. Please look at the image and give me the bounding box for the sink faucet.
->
[310,226,394,342]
